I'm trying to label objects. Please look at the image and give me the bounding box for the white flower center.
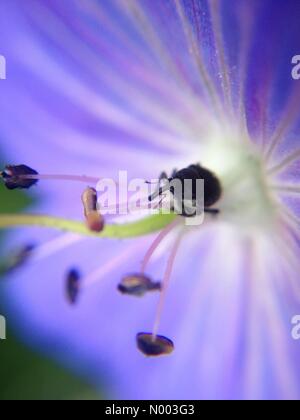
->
[200,128,278,232]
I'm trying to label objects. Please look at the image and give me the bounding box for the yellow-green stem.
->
[0,213,177,238]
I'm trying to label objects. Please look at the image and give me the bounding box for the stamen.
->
[0,164,104,188]
[19,173,101,185]
[118,274,161,297]
[151,232,183,340]
[1,163,174,218]
[0,244,35,276]
[141,218,180,274]
[66,269,81,305]
[136,332,174,357]
[0,165,39,190]
[81,187,105,233]
[267,148,300,176]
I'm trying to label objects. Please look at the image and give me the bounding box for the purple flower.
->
[1,0,300,399]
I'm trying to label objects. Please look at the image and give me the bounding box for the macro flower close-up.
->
[0,0,300,401]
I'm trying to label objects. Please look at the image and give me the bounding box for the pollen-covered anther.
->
[118,274,161,297]
[136,333,174,357]
[0,164,39,190]
[66,269,81,305]
[81,187,105,233]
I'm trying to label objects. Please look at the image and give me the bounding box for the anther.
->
[0,244,35,276]
[118,274,161,297]
[136,333,174,356]
[66,269,81,304]
[0,165,39,190]
[81,187,105,233]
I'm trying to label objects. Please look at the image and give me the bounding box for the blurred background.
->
[0,157,100,400]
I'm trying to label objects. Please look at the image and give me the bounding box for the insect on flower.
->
[148,164,222,217]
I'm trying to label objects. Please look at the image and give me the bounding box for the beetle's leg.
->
[204,208,220,215]
[159,171,169,182]
[148,184,171,202]
[171,169,178,178]
[152,193,167,210]
[148,172,170,202]
[145,171,168,185]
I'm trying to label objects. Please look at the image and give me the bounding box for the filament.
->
[98,196,169,216]
[20,173,101,184]
[152,231,183,340]
[141,218,180,273]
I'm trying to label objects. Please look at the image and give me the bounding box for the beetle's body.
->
[149,164,222,217]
